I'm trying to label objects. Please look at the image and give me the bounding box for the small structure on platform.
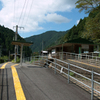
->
[47,38,95,54]
[41,51,48,56]
[11,41,33,66]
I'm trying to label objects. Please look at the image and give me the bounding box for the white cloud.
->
[0,0,77,33]
[76,20,80,24]
[45,13,71,23]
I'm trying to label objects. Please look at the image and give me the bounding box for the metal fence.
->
[23,56,47,66]
[56,52,100,67]
[23,55,100,100]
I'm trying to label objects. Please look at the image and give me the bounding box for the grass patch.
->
[12,57,20,63]
[99,53,100,57]
[69,72,74,76]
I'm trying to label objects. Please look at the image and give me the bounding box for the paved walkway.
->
[0,62,98,100]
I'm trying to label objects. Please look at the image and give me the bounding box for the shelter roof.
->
[66,38,94,44]
[11,41,33,46]
[47,38,95,50]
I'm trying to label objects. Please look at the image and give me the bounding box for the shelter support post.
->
[20,44,23,66]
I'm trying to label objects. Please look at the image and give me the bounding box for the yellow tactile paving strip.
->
[0,62,9,69]
[68,59,100,69]
[11,64,26,100]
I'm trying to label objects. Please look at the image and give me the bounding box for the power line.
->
[20,0,29,26]
[13,0,34,36]
[13,0,15,25]
[24,0,34,26]
[15,0,20,23]
[18,0,27,25]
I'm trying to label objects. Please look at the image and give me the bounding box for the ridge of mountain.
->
[25,30,68,52]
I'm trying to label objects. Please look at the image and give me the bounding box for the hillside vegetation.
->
[25,30,68,52]
[0,25,32,57]
[58,18,87,43]
[57,5,100,46]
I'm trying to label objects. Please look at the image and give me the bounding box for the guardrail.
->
[23,55,100,100]
[46,58,100,100]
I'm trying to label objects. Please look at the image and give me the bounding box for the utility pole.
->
[13,25,24,62]
[9,50,10,61]
[42,41,43,57]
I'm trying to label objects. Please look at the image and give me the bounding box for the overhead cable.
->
[20,0,29,26]
[18,0,27,25]
[24,0,34,26]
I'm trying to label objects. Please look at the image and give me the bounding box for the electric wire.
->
[13,0,19,25]
[18,0,27,25]
[13,0,15,25]
[14,0,34,37]
[13,0,15,24]
[16,0,20,24]
[19,0,30,37]
[13,0,17,34]
[21,0,34,36]
[20,0,29,26]
[24,0,34,27]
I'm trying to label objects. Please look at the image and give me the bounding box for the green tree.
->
[82,10,100,40]
[76,0,100,42]
[59,18,86,43]
[0,25,32,57]
[75,0,100,13]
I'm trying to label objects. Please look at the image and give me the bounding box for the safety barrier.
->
[46,58,100,100]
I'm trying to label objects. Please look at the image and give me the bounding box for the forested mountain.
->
[51,1,100,47]
[27,7,97,53]
[58,18,87,43]
[25,31,68,52]
[57,7,100,45]
[75,0,100,45]
[0,25,32,57]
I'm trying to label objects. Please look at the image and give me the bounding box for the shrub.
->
[69,72,74,76]
[12,57,20,63]
[16,57,20,63]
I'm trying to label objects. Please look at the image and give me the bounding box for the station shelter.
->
[11,41,33,66]
[47,38,95,54]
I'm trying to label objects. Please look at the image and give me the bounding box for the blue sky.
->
[0,1,3,10]
[0,0,88,38]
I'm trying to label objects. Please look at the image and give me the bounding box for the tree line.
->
[0,25,32,57]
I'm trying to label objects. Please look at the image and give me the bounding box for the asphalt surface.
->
[0,63,16,100]
[0,62,99,100]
